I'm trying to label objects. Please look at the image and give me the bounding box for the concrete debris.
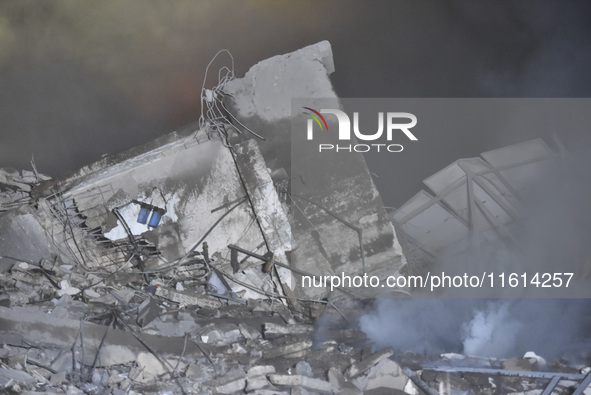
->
[245,375,272,392]
[136,352,166,377]
[239,323,262,340]
[57,279,81,296]
[263,322,313,339]
[352,358,413,393]
[264,339,313,359]
[0,42,587,395]
[347,346,394,378]
[156,286,223,309]
[523,351,547,369]
[328,367,363,395]
[199,323,243,345]
[421,370,471,393]
[207,375,247,394]
[267,374,334,393]
[0,367,36,388]
[247,365,277,377]
[224,41,405,302]
[295,361,313,377]
[502,358,537,371]
[136,297,161,327]
[50,370,67,384]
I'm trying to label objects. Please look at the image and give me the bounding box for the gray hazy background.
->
[1,0,590,207]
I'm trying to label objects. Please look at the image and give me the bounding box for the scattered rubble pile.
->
[1,261,403,394]
[1,262,590,395]
[0,235,415,395]
[0,168,49,213]
[1,42,591,394]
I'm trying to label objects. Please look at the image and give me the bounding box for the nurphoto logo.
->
[303,107,418,153]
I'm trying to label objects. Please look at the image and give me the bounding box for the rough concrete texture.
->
[51,131,262,264]
[224,41,335,122]
[223,41,406,301]
[263,323,313,339]
[328,367,363,395]
[0,306,200,367]
[245,375,271,392]
[347,347,394,378]
[233,139,294,291]
[0,207,53,272]
[0,43,585,395]
[267,374,334,393]
[352,358,410,392]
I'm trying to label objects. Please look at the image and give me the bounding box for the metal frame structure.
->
[393,138,561,265]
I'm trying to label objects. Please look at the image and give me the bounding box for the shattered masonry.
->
[0,41,415,394]
[1,41,590,395]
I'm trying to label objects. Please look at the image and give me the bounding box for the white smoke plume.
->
[359,298,591,361]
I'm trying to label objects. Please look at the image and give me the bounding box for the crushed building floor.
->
[1,42,590,394]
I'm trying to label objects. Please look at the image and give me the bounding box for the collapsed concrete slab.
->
[2,41,586,395]
[223,41,406,301]
[0,306,201,367]
[347,347,394,378]
[3,40,406,310]
[0,207,53,272]
[263,322,313,339]
[267,374,334,394]
[34,129,262,265]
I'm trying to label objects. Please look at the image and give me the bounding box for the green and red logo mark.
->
[302,107,328,131]
[302,106,418,153]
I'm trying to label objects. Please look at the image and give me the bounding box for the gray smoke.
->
[2,1,590,200]
[360,146,591,362]
[360,298,591,361]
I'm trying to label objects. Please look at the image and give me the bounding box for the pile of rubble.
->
[0,162,417,394]
[2,243,590,395]
[0,41,413,394]
[2,41,590,394]
[0,250,422,394]
[0,168,48,213]
[1,263,590,395]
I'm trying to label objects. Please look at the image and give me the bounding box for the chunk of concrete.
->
[0,208,52,273]
[200,323,242,345]
[185,362,213,384]
[83,288,101,298]
[50,370,67,384]
[50,352,73,374]
[328,367,362,395]
[239,323,262,340]
[247,365,276,378]
[137,352,166,377]
[136,297,161,327]
[263,322,313,339]
[347,347,394,378]
[224,41,336,122]
[264,339,312,359]
[0,306,200,367]
[353,358,408,392]
[246,375,271,392]
[155,286,222,309]
[223,41,405,302]
[0,366,36,387]
[295,361,313,378]
[207,375,246,394]
[268,374,334,394]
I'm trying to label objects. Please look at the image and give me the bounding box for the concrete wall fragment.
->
[222,41,406,300]
[0,207,52,272]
